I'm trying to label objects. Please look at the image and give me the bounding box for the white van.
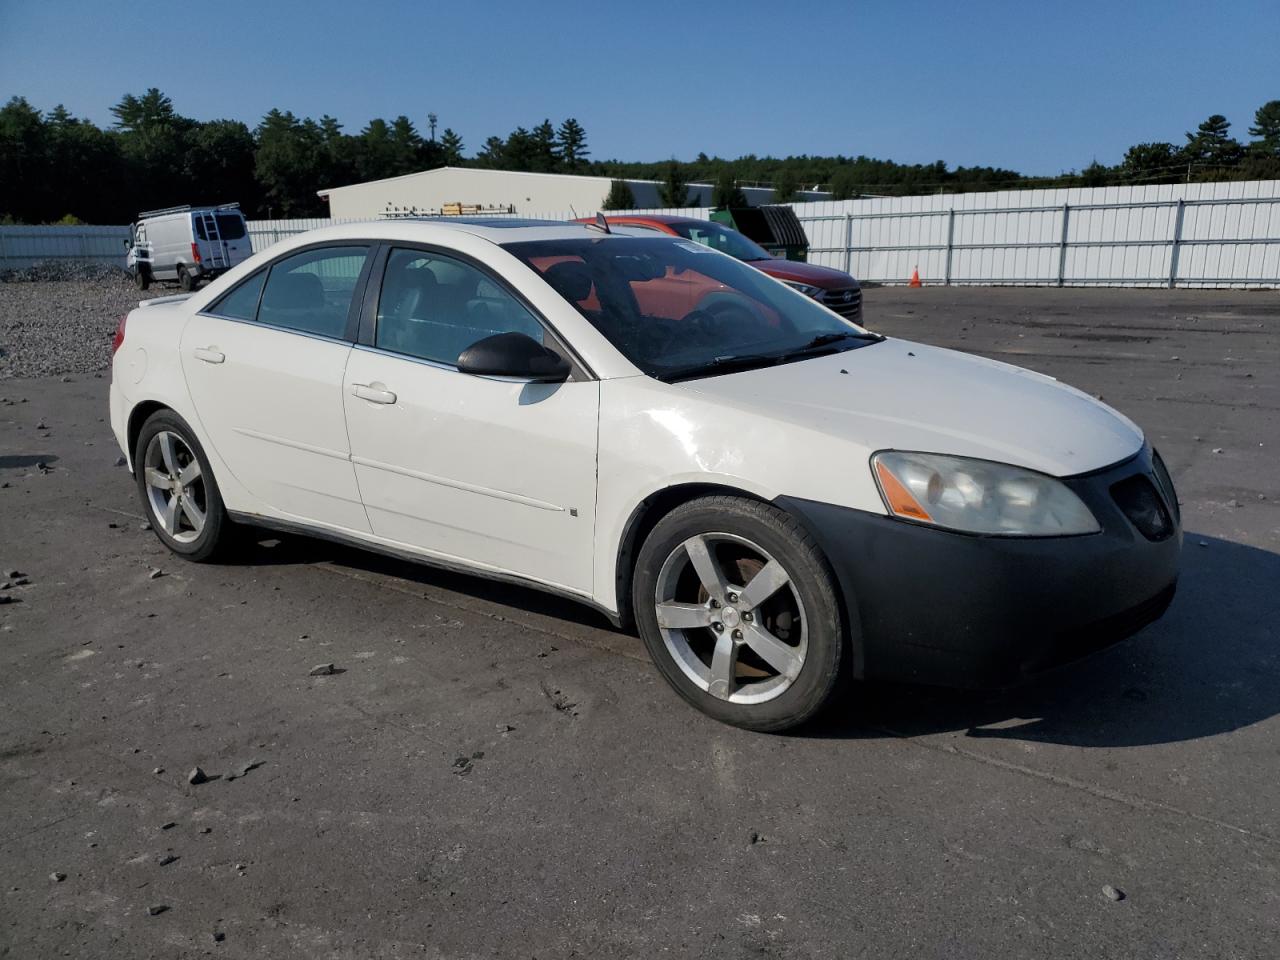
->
[126,204,253,291]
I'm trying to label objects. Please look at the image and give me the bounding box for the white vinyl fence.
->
[790,179,1280,287]
[3,180,1278,288]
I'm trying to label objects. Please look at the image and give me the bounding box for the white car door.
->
[180,244,373,533]
[342,246,599,594]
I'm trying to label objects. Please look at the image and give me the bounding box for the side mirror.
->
[456,332,571,383]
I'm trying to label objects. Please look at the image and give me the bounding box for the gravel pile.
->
[0,260,131,284]
[0,264,172,380]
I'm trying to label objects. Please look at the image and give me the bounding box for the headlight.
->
[871,451,1100,536]
[780,280,823,298]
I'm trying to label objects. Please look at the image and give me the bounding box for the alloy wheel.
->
[653,533,808,705]
[143,430,207,544]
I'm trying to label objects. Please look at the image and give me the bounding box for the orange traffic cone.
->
[909,266,922,288]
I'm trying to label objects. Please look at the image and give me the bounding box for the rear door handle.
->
[351,383,397,405]
[193,347,225,364]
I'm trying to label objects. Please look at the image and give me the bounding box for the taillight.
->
[190,242,202,264]
[111,315,127,356]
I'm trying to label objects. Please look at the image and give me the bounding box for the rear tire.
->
[133,410,231,562]
[177,265,195,292]
[632,496,845,732]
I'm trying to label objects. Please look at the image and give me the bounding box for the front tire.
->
[133,410,231,562]
[135,266,150,290]
[632,496,845,732]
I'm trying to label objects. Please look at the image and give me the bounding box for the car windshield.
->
[503,236,881,382]
[667,221,773,261]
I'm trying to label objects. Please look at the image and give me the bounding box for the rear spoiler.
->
[139,293,193,308]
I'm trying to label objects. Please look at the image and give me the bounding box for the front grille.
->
[821,287,862,319]
[1111,473,1174,541]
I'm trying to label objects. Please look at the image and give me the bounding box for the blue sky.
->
[1,0,1276,174]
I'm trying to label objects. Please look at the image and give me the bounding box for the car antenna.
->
[586,212,611,234]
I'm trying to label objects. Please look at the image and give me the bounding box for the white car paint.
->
[180,311,371,533]
[110,219,1145,618]
[341,347,600,592]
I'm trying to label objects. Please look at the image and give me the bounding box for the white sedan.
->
[110,218,1181,731]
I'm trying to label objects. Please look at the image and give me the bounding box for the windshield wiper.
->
[659,352,788,383]
[798,330,885,349]
[657,331,885,383]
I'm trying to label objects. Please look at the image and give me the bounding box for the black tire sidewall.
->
[178,266,194,292]
[133,410,228,562]
[632,497,845,732]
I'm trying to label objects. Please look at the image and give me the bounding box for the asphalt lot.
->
[2,285,1278,958]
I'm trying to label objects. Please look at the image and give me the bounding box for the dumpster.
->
[709,205,809,261]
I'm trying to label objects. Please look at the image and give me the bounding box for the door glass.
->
[375,247,545,365]
[257,246,369,339]
[209,269,266,321]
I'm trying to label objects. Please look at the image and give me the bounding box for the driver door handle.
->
[193,347,225,364]
[351,383,397,405]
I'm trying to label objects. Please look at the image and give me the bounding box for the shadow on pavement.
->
[819,533,1280,748]
[232,527,1280,748]
[233,532,615,630]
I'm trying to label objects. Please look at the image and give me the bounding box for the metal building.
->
[316,166,829,219]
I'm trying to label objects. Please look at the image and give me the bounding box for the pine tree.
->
[388,115,425,175]
[529,119,559,172]
[476,135,506,168]
[503,128,534,170]
[771,168,799,202]
[109,88,178,132]
[658,161,689,207]
[1248,100,1280,154]
[829,167,859,201]
[712,169,748,208]
[440,128,465,165]
[602,179,636,210]
[1184,114,1242,168]
[558,118,589,171]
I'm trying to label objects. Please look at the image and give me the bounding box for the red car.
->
[580,214,863,322]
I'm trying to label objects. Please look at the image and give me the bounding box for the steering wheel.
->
[679,308,721,343]
[701,296,772,331]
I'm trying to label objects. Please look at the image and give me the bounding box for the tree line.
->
[0,89,590,223]
[601,101,1280,206]
[2,88,1278,225]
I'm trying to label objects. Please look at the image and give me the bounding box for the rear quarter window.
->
[209,270,266,321]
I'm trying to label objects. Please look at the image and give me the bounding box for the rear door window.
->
[210,270,266,321]
[256,246,369,339]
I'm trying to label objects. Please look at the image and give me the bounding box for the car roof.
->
[307,217,650,244]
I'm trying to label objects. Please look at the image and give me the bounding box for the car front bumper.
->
[778,446,1181,689]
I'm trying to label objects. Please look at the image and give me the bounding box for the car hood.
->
[750,258,858,288]
[680,339,1144,477]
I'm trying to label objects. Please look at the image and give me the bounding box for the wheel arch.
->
[126,399,172,465]
[614,483,864,678]
[613,482,772,631]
